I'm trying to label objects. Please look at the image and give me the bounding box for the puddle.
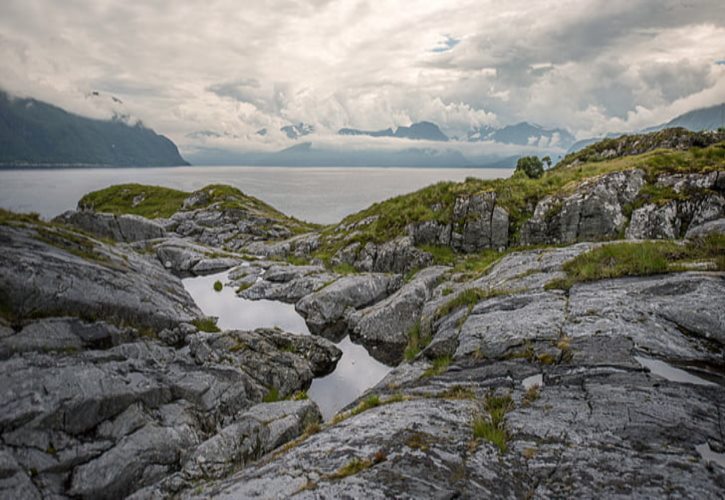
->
[634,356,717,387]
[522,374,543,390]
[183,270,392,420]
[696,443,725,469]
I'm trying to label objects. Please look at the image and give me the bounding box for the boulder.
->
[295,274,403,339]
[54,210,166,242]
[348,267,448,365]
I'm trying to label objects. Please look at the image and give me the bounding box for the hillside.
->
[0,91,189,167]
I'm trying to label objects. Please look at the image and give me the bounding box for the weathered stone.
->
[295,274,403,339]
[54,210,166,242]
[522,169,645,245]
[0,224,201,331]
[348,266,448,364]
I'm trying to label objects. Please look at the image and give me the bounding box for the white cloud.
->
[0,0,723,152]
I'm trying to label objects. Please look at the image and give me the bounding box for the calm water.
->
[0,166,513,224]
[183,270,391,420]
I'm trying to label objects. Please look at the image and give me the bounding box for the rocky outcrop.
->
[0,327,339,499]
[348,266,448,365]
[151,238,244,276]
[53,210,166,242]
[295,273,403,340]
[0,222,200,330]
[333,237,433,274]
[405,192,509,253]
[626,172,724,240]
[187,255,725,499]
[521,169,645,245]
[232,263,338,303]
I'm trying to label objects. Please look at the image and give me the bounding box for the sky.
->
[1,0,724,154]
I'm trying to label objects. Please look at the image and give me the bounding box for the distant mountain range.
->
[0,90,188,167]
[567,103,725,154]
[467,122,577,149]
[339,121,449,142]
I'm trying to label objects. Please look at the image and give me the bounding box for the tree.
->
[542,155,552,168]
[515,156,544,179]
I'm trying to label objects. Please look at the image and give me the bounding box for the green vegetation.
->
[192,317,221,333]
[331,262,357,275]
[403,320,429,361]
[435,287,517,321]
[329,457,373,479]
[523,385,541,406]
[351,395,381,415]
[422,355,452,378]
[236,282,253,293]
[437,385,476,400]
[546,235,725,290]
[213,280,223,292]
[290,390,308,401]
[310,137,724,266]
[515,156,545,179]
[262,387,280,403]
[78,183,319,235]
[472,393,514,454]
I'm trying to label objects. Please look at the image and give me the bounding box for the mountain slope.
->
[0,91,189,167]
[648,102,725,132]
[468,122,576,149]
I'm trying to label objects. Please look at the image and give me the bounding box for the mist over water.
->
[0,166,513,223]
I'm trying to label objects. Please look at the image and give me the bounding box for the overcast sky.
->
[1,0,724,153]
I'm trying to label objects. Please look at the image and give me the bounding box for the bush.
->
[213,280,223,292]
[515,156,545,179]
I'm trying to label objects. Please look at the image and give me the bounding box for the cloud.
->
[0,0,723,152]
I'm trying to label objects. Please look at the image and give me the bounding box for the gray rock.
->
[153,238,244,275]
[54,210,166,242]
[522,169,645,245]
[295,273,403,339]
[0,223,201,331]
[334,237,433,274]
[686,217,725,238]
[348,267,448,365]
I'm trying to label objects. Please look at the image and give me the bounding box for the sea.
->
[0,166,513,223]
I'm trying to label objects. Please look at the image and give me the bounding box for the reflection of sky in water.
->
[183,270,392,420]
[634,356,716,386]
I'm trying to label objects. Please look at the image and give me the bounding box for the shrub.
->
[515,156,545,179]
[213,280,223,292]
[192,317,220,333]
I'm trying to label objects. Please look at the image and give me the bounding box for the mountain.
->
[281,123,314,139]
[468,122,576,149]
[338,121,448,141]
[567,103,725,155]
[646,103,725,132]
[0,91,189,167]
[186,142,500,167]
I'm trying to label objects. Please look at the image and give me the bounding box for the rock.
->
[348,267,448,365]
[0,326,338,499]
[335,237,433,274]
[451,192,509,252]
[522,169,645,245]
[152,238,244,275]
[626,201,682,239]
[0,223,201,331]
[53,210,166,243]
[242,233,320,259]
[295,274,403,339]
[0,317,137,359]
[237,264,338,304]
[182,401,320,481]
[185,266,725,500]
[686,217,725,238]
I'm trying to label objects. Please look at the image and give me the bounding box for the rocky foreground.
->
[1,131,724,498]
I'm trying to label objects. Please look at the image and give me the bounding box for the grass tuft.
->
[213,280,223,292]
[192,317,221,333]
[422,355,452,378]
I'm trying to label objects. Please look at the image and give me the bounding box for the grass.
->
[309,138,724,265]
[78,183,319,234]
[523,385,541,406]
[546,235,725,290]
[472,393,514,454]
[403,320,429,361]
[422,355,452,378]
[236,282,253,293]
[328,457,373,479]
[435,287,516,321]
[289,390,308,401]
[262,387,280,403]
[192,317,221,333]
[213,280,223,292]
[351,395,381,415]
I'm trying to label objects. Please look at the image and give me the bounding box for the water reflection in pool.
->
[183,270,392,420]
